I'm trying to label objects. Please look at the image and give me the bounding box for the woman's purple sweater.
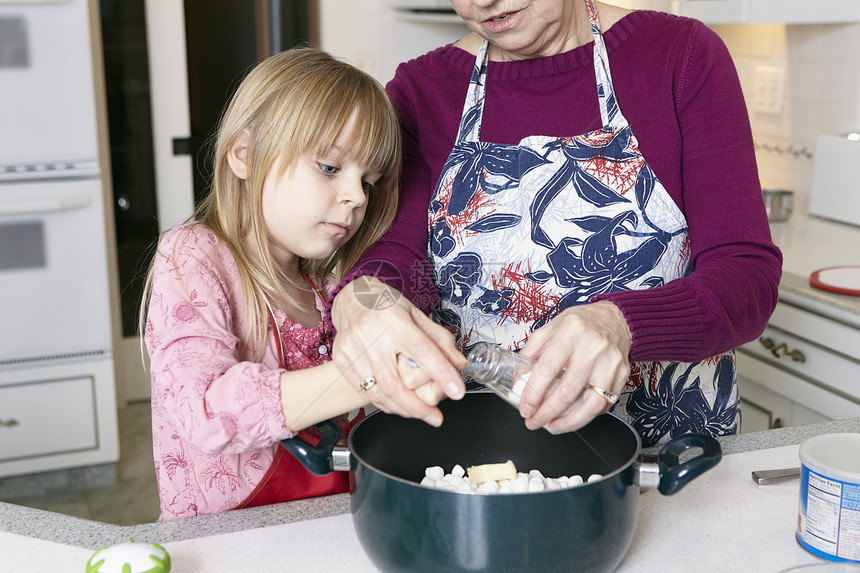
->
[329,10,782,363]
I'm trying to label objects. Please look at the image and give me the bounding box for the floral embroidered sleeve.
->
[145,225,293,456]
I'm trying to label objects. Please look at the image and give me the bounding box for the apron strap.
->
[455,39,490,144]
[456,1,629,143]
[586,0,628,129]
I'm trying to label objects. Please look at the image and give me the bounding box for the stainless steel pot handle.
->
[280,420,349,476]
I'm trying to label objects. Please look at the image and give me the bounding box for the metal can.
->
[797,434,860,563]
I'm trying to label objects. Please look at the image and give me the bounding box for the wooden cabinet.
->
[737,301,860,433]
[0,358,118,478]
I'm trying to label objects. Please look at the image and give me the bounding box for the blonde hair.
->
[140,47,401,357]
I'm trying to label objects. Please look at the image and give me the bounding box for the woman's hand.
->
[331,276,467,427]
[518,300,632,434]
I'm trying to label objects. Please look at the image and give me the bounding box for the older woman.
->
[327,0,781,446]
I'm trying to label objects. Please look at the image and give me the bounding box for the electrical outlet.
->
[753,65,786,116]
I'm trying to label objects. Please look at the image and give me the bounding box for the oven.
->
[0,172,112,363]
[0,0,118,477]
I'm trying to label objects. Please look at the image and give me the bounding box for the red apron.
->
[236,415,363,508]
[236,298,363,508]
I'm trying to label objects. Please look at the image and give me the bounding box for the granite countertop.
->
[2,416,859,554]
[770,210,860,327]
[779,271,860,328]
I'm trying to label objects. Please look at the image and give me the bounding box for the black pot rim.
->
[347,391,644,495]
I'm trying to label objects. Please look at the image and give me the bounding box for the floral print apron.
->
[427,0,738,446]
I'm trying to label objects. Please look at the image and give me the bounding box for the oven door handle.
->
[0,194,92,216]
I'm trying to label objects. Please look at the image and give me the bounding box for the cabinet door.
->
[738,375,793,432]
[737,350,860,423]
[740,305,860,416]
[738,399,776,434]
[0,377,97,462]
[738,373,830,433]
[736,300,860,429]
[0,358,118,478]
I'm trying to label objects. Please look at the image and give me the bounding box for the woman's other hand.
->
[518,300,632,434]
[331,276,467,426]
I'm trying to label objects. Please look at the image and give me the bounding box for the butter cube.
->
[467,460,517,485]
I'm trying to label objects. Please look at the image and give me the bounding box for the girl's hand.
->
[397,354,448,406]
[518,300,632,434]
[331,276,467,427]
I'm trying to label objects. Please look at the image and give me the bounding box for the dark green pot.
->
[283,392,721,573]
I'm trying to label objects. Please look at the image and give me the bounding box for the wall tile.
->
[718,21,860,197]
[789,61,824,102]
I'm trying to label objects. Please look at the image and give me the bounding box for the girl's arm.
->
[278,361,365,431]
[147,228,292,454]
[148,227,446,454]
[279,353,446,431]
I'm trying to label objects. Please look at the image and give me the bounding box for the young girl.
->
[141,47,409,520]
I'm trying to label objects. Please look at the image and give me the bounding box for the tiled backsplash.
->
[714,22,860,210]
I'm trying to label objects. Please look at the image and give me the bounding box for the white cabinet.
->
[737,301,860,433]
[603,0,674,10]
[604,0,860,24]
[673,0,860,24]
[0,358,118,478]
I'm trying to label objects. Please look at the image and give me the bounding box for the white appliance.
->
[809,133,860,229]
[0,0,118,477]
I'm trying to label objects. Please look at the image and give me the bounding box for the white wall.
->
[715,22,860,210]
[318,0,467,84]
[318,0,388,81]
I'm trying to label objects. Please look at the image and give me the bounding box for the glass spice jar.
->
[464,342,582,423]
[464,342,538,409]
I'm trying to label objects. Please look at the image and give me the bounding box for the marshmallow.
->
[425,466,444,481]
[420,464,602,495]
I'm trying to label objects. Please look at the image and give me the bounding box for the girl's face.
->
[449,0,582,60]
[260,112,380,267]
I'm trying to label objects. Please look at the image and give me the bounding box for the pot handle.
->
[280,420,344,476]
[656,433,722,495]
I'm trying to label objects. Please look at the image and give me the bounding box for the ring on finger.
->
[360,376,377,392]
[586,384,619,406]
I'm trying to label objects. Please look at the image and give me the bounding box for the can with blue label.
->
[797,434,860,563]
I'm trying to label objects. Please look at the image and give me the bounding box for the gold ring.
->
[359,376,377,392]
[586,384,619,405]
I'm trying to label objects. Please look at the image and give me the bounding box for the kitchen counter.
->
[779,270,860,329]
[3,417,860,572]
[770,210,860,327]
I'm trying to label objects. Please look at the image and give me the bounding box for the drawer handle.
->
[0,419,20,428]
[758,337,806,363]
